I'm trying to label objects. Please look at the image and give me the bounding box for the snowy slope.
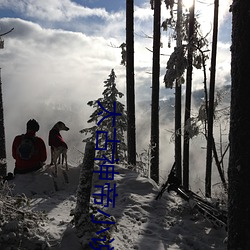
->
[1,164,227,250]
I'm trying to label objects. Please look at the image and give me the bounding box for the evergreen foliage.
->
[163,11,209,88]
[80,69,127,162]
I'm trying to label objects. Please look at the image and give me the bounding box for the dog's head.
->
[53,121,69,131]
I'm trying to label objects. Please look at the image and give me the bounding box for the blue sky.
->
[0,0,232,173]
[72,0,126,12]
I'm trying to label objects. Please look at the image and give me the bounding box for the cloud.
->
[0,0,109,21]
[0,15,158,111]
[194,0,232,39]
[134,4,153,21]
[0,17,127,170]
[0,15,153,170]
[2,18,121,80]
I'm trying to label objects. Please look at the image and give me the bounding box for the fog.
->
[0,1,231,194]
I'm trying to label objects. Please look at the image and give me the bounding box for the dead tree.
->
[74,142,95,235]
[0,69,6,177]
[0,28,14,177]
[205,0,219,197]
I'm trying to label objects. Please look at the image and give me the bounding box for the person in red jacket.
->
[12,119,47,174]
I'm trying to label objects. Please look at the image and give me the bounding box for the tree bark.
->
[126,0,136,166]
[183,0,195,190]
[175,0,183,183]
[74,142,95,233]
[150,0,161,184]
[0,69,7,177]
[228,0,250,248]
[205,0,219,197]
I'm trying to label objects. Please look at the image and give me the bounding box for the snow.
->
[1,164,227,250]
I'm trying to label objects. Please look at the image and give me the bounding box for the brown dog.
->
[48,121,69,176]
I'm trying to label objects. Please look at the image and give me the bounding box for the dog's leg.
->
[52,149,60,177]
[57,153,61,164]
[54,162,58,177]
[61,153,65,166]
[64,152,68,171]
[50,147,54,165]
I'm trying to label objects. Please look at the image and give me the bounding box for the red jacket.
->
[48,128,68,149]
[12,131,47,171]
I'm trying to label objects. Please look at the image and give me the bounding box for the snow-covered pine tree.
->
[80,69,127,163]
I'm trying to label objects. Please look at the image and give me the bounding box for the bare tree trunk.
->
[175,0,183,183]
[183,0,195,190]
[75,142,95,234]
[211,137,227,191]
[0,69,7,177]
[126,0,136,166]
[205,0,219,197]
[228,0,250,248]
[150,0,161,184]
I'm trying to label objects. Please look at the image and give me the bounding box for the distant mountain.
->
[136,84,231,124]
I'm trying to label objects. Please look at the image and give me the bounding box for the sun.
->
[183,0,194,9]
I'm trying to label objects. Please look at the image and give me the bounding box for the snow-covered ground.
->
[0,164,227,250]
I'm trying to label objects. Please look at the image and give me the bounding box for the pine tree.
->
[228,0,250,248]
[163,1,210,187]
[150,0,161,184]
[80,69,127,162]
[183,0,195,190]
[126,0,137,166]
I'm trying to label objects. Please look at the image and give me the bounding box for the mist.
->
[0,1,231,194]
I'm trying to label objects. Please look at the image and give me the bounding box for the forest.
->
[0,0,250,249]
